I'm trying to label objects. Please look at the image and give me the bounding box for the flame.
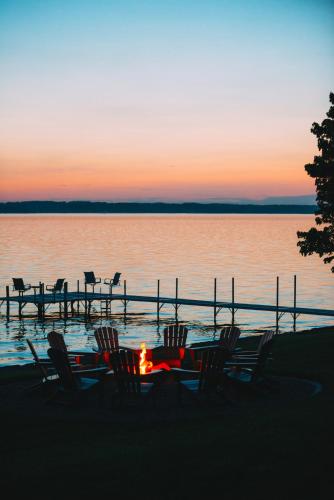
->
[139,342,153,375]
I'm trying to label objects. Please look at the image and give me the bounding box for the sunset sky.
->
[0,0,333,202]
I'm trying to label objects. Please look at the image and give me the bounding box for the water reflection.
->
[0,214,333,365]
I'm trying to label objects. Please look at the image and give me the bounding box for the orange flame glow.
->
[139,342,153,375]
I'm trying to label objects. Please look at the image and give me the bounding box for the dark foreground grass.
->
[1,327,334,499]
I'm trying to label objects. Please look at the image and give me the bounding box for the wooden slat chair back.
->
[110,349,141,395]
[47,348,78,391]
[94,327,119,352]
[198,348,230,393]
[178,347,230,402]
[257,330,275,354]
[47,331,68,353]
[227,330,276,386]
[253,333,275,381]
[164,325,188,348]
[47,348,106,406]
[219,326,241,352]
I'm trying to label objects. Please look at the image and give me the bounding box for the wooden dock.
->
[1,276,333,333]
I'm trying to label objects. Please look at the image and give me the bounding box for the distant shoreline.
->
[0,201,316,214]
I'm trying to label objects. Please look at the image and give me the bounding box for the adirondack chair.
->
[226,332,276,390]
[26,339,59,392]
[47,331,102,368]
[12,278,31,296]
[219,325,241,353]
[47,348,106,406]
[94,326,120,353]
[231,330,275,359]
[47,330,68,353]
[108,349,163,408]
[175,347,230,404]
[84,271,101,293]
[46,278,65,294]
[94,326,129,364]
[104,272,121,293]
[164,325,188,348]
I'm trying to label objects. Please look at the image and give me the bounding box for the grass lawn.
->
[1,327,334,499]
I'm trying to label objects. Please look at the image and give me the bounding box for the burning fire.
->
[139,342,153,375]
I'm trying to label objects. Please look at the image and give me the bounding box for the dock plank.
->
[1,292,334,317]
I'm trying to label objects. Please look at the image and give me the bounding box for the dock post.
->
[77,279,80,315]
[276,276,279,335]
[214,278,217,326]
[124,280,127,319]
[37,282,44,320]
[175,277,179,323]
[293,275,297,333]
[64,281,68,319]
[6,285,10,320]
[18,287,23,319]
[42,282,46,319]
[157,279,160,323]
[19,303,22,319]
[231,277,235,326]
[84,283,87,317]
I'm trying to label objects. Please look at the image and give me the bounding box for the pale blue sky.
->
[0,0,333,201]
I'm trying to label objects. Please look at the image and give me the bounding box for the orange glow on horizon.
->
[0,148,315,201]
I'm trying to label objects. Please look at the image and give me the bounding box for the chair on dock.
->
[47,348,106,406]
[12,278,31,296]
[104,272,121,293]
[84,271,101,293]
[164,325,188,348]
[46,278,65,295]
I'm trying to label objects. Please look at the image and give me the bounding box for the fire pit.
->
[139,343,153,374]
[135,343,196,373]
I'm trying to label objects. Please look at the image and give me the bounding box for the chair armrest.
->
[74,367,108,375]
[25,284,32,290]
[104,278,112,284]
[96,277,101,283]
[170,367,200,375]
[45,285,54,291]
[226,360,258,367]
[232,354,259,359]
[189,344,219,351]
[234,350,258,355]
[68,350,95,355]
[119,345,134,351]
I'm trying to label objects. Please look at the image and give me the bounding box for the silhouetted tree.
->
[297,92,334,271]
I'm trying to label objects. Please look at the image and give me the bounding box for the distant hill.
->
[0,201,316,214]
[197,195,316,205]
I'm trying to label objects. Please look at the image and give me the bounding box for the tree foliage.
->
[297,92,334,271]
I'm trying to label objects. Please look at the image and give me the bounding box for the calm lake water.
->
[0,214,333,366]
